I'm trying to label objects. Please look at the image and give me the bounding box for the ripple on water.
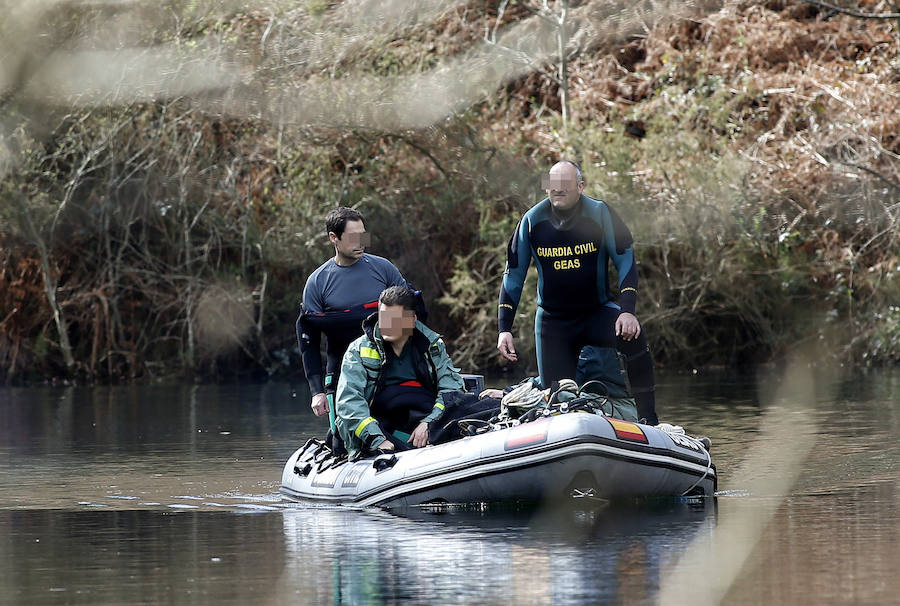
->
[714,489,752,497]
[233,503,280,512]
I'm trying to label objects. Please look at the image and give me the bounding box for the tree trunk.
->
[557,0,569,126]
[15,192,76,370]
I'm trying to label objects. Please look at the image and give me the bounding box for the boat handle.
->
[372,454,398,472]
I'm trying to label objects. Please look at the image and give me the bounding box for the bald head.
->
[545,161,585,210]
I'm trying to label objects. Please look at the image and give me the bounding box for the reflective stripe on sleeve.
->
[359,346,381,360]
[355,416,377,437]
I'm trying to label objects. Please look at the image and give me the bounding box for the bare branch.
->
[484,41,563,84]
[801,0,900,19]
[488,0,513,42]
[838,161,900,191]
[516,0,558,27]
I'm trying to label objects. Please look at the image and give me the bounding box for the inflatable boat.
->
[280,411,716,508]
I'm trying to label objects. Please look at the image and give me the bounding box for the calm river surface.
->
[1,368,897,605]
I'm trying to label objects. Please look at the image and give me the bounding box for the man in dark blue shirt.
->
[496,161,658,425]
[297,208,408,425]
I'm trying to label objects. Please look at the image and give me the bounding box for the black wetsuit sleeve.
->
[617,266,638,314]
[297,312,325,395]
[605,203,638,314]
[498,218,532,333]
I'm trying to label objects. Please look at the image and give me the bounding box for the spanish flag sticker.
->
[607,418,648,443]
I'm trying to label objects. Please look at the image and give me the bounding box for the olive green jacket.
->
[335,315,464,460]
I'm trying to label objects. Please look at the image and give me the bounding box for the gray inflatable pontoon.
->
[280,411,716,508]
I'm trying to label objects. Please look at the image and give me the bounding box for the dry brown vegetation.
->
[459,0,900,369]
[1,0,899,382]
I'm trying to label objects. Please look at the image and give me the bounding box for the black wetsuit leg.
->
[323,341,352,454]
[536,306,658,424]
[534,306,584,387]
[619,340,657,425]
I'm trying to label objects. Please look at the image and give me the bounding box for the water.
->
[1,370,897,605]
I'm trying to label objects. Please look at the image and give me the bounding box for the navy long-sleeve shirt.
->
[298,254,407,394]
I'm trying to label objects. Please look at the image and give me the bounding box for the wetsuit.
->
[297,254,407,408]
[498,195,658,424]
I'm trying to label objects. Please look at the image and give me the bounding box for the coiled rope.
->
[656,423,714,496]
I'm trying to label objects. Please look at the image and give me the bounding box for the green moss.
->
[306,1,330,17]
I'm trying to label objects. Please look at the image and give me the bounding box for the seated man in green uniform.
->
[335,286,465,460]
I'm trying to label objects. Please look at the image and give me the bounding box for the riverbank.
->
[2,1,898,383]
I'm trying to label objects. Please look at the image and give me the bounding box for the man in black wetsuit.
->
[496,161,659,425]
[297,207,409,429]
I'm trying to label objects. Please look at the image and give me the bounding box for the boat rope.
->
[459,378,619,436]
[680,447,713,497]
[500,380,549,419]
[656,424,714,496]
[498,378,585,420]
[547,378,579,403]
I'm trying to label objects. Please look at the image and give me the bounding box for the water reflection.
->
[0,382,305,458]
[280,501,717,605]
[0,509,288,606]
[1,370,898,605]
[717,480,899,605]
[0,382,305,510]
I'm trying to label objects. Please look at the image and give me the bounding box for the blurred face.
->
[329,219,370,263]
[378,303,416,343]
[542,163,585,211]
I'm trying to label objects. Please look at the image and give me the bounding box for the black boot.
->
[623,344,658,425]
[324,428,347,457]
[634,389,659,426]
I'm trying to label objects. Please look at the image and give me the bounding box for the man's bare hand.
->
[497,332,518,362]
[409,422,429,448]
[615,312,641,341]
[310,392,329,417]
[376,439,395,452]
[479,388,503,399]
